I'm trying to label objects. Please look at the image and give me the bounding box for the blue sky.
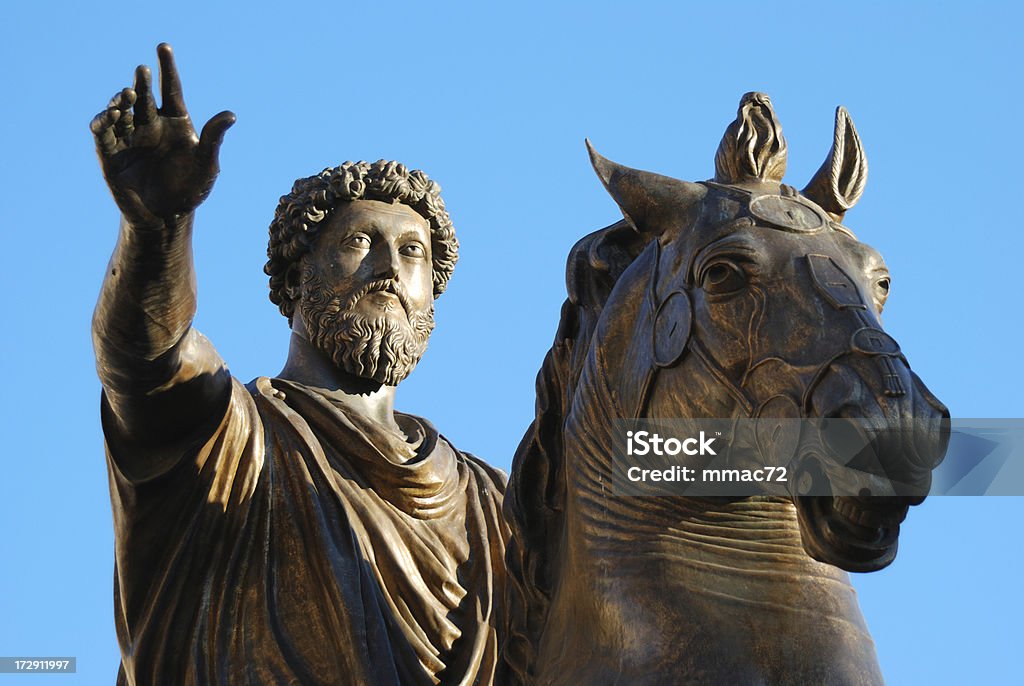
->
[1,2,1021,683]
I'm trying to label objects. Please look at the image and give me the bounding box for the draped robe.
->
[102,376,508,686]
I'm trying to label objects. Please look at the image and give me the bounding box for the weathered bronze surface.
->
[91,45,507,685]
[502,93,950,684]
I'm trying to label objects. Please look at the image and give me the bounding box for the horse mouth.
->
[794,496,909,572]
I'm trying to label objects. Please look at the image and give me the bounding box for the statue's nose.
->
[371,243,402,280]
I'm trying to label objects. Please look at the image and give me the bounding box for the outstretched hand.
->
[90,43,235,226]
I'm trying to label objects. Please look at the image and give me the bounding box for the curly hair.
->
[265,160,458,322]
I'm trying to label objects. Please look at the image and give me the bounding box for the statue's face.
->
[296,199,436,385]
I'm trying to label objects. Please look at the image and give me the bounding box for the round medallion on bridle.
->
[754,395,803,472]
[750,195,827,233]
[652,290,692,368]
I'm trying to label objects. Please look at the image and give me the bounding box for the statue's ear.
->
[284,264,302,302]
[802,106,868,222]
[586,140,706,236]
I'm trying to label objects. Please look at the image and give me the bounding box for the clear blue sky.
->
[1,2,1021,683]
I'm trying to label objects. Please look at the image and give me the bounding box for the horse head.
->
[584,92,950,573]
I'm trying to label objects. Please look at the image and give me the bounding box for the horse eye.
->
[701,262,746,294]
[872,277,890,313]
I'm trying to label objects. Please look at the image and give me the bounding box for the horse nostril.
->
[820,417,870,467]
[808,363,863,419]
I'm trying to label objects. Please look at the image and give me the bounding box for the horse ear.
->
[586,140,706,236]
[802,106,868,222]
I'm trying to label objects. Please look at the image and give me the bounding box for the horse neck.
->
[562,333,819,572]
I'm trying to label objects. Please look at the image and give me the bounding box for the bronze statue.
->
[502,93,950,685]
[91,44,507,685]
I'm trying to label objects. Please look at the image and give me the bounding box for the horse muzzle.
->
[792,354,950,571]
[807,355,950,490]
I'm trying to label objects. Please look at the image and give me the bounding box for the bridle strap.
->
[629,238,909,423]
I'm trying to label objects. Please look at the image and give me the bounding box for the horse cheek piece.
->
[503,93,950,686]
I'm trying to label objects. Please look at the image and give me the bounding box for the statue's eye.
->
[700,261,747,294]
[345,234,371,249]
[400,242,426,258]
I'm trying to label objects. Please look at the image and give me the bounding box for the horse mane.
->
[501,219,650,684]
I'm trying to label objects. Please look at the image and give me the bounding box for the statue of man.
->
[91,44,508,686]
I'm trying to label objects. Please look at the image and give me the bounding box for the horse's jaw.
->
[794,495,910,572]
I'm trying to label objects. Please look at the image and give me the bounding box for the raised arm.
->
[92,44,236,449]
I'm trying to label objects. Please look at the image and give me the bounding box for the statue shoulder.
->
[459,449,509,494]
[435,433,507,496]
[105,375,258,485]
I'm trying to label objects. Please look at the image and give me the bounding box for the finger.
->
[113,88,135,136]
[90,107,120,135]
[90,108,121,156]
[114,109,134,139]
[108,87,136,111]
[196,110,237,173]
[101,88,134,139]
[133,65,157,125]
[156,43,187,116]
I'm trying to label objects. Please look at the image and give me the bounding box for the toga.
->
[102,376,508,685]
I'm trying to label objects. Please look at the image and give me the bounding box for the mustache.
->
[299,271,435,386]
[342,279,414,316]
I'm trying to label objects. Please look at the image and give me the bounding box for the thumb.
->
[196,110,237,174]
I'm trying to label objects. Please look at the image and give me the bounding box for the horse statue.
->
[501,93,950,685]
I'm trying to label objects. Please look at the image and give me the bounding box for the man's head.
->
[266,161,458,385]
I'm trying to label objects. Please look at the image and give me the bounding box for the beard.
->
[299,271,435,386]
